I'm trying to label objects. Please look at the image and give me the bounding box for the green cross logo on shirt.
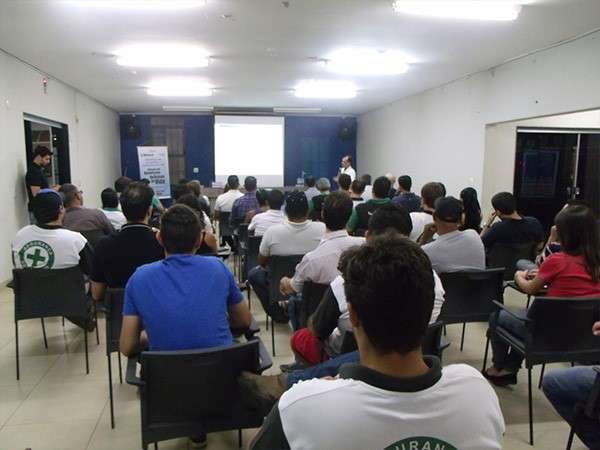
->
[18,241,55,269]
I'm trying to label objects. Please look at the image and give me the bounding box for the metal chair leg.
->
[15,321,20,380]
[238,429,243,448]
[108,353,115,429]
[538,363,546,389]
[95,307,100,345]
[41,318,48,349]
[84,328,90,375]
[482,336,490,372]
[248,288,252,310]
[566,427,575,450]
[266,313,269,330]
[118,352,123,384]
[528,368,534,446]
[271,320,276,356]
[526,295,532,309]
[62,316,65,327]
[460,323,466,351]
[154,442,158,450]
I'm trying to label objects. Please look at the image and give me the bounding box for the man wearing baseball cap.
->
[420,196,486,274]
[12,189,95,330]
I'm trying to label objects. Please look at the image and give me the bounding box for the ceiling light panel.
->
[294,80,357,99]
[147,79,213,97]
[326,48,409,75]
[116,44,209,68]
[62,0,206,9]
[392,1,522,21]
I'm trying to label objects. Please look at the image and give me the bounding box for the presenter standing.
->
[25,146,58,223]
[336,155,356,184]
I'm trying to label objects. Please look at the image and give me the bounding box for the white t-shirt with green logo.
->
[12,225,87,270]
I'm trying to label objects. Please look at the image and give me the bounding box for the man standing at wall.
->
[25,146,56,223]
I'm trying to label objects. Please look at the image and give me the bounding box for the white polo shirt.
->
[409,211,434,242]
[214,189,243,212]
[250,358,505,450]
[102,209,127,231]
[290,230,364,292]
[260,220,325,257]
[248,209,285,236]
[12,225,87,269]
[341,166,356,181]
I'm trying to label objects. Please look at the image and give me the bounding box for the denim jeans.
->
[286,350,359,388]
[542,366,600,448]
[247,266,287,323]
[490,308,528,373]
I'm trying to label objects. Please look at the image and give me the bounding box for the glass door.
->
[576,133,600,216]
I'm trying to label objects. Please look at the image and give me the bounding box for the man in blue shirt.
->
[392,175,422,213]
[120,204,252,355]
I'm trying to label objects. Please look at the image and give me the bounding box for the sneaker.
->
[188,436,207,449]
[238,371,287,415]
[279,361,306,373]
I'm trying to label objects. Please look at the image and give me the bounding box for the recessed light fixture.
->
[392,1,522,21]
[294,80,357,99]
[273,107,322,114]
[62,0,206,9]
[116,44,209,68]
[162,106,214,112]
[147,79,213,97]
[326,48,409,75]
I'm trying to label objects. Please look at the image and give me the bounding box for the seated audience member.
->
[360,174,372,201]
[480,191,544,253]
[347,176,391,236]
[337,173,352,194]
[248,237,505,450]
[120,204,251,354]
[59,184,115,236]
[140,178,165,215]
[409,182,445,242]
[248,189,285,236]
[214,174,243,219]
[100,188,126,230]
[309,177,331,221]
[248,191,325,322]
[114,176,132,196]
[12,190,94,330]
[303,176,319,203]
[385,172,397,198]
[280,192,364,297]
[289,203,446,366]
[350,180,366,207]
[186,179,210,205]
[542,320,600,449]
[392,175,421,213]
[231,176,259,226]
[460,187,482,233]
[420,196,486,273]
[91,182,165,301]
[245,189,269,223]
[485,204,600,386]
[175,193,219,254]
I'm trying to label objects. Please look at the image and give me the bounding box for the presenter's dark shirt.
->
[25,163,49,210]
[91,223,164,288]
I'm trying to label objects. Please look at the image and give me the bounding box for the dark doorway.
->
[24,116,71,186]
[514,129,600,230]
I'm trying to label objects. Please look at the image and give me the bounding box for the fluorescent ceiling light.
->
[116,44,209,68]
[392,1,522,21]
[62,1,206,9]
[273,107,322,114]
[326,48,409,75]
[162,106,214,112]
[147,79,213,97]
[294,80,357,99]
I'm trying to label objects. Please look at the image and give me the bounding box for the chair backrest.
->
[422,321,445,359]
[80,229,106,249]
[340,331,358,354]
[243,236,263,281]
[487,242,536,280]
[301,282,330,328]
[12,267,88,321]
[526,297,600,364]
[266,255,304,304]
[218,212,233,237]
[140,341,263,446]
[104,288,125,354]
[439,268,505,324]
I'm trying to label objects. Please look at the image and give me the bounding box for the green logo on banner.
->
[385,437,458,450]
[18,241,55,269]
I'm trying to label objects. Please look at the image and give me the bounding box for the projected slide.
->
[214,115,284,187]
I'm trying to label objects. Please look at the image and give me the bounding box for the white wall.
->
[0,51,121,282]
[357,30,600,208]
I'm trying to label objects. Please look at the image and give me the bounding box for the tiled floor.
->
[0,280,587,450]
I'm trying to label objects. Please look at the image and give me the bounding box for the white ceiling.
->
[1,0,600,115]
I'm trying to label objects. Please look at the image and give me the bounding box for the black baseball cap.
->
[434,196,463,223]
[32,190,63,224]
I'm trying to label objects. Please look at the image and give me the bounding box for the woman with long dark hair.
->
[484,204,600,386]
[459,187,482,233]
